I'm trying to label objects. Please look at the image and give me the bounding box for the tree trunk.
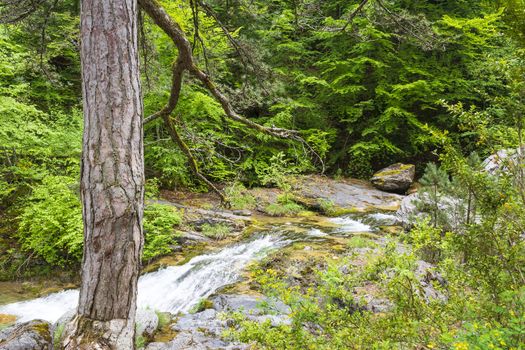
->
[62,0,144,348]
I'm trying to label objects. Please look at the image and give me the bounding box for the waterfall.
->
[0,235,287,323]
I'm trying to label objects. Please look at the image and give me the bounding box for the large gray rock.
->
[154,308,248,350]
[291,175,403,212]
[211,294,290,316]
[136,309,159,338]
[145,332,248,350]
[370,163,415,193]
[0,320,52,350]
[396,192,467,231]
[482,147,524,175]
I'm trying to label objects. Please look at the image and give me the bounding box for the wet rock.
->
[171,309,223,336]
[211,294,291,316]
[159,309,249,350]
[232,210,252,217]
[179,231,211,243]
[292,175,403,212]
[0,319,52,350]
[192,218,244,231]
[145,332,248,350]
[136,308,159,338]
[370,163,415,193]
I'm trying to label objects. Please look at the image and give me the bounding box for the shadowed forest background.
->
[0,0,525,349]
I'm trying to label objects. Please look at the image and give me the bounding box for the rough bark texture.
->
[62,0,144,348]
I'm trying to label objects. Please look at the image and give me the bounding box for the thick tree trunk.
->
[62,0,144,349]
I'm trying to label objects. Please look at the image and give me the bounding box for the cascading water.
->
[0,235,288,323]
[0,213,396,324]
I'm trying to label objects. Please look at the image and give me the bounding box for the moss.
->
[373,164,414,178]
[31,322,52,343]
[0,314,16,330]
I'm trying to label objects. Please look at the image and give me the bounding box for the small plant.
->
[264,195,303,216]
[346,236,376,249]
[201,223,232,240]
[224,182,256,210]
[53,323,65,348]
[190,298,214,313]
[155,311,172,329]
[318,198,337,216]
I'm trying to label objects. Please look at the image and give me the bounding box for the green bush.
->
[201,223,232,240]
[17,183,182,266]
[264,195,303,217]
[224,182,256,210]
[18,176,83,266]
[143,204,183,262]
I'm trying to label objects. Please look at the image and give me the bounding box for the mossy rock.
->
[0,319,52,349]
[370,163,415,194]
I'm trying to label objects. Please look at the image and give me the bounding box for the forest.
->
[0,0,524,349]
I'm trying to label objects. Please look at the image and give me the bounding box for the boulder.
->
[396,192,467,231]
[0,320,52,350]
[291,175,404,213]
[136,308,159,338]
[211,294,290,316]
[145,332,248,350]
[482,147,524,175]
[370,163,415,193]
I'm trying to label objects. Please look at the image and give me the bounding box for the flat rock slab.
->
[293,175,403,212]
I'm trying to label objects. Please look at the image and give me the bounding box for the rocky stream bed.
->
[0,174,439,350]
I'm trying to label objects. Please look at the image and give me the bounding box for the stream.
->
[0,213,397,324]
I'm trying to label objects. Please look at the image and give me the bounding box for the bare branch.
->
[341,0,370,32]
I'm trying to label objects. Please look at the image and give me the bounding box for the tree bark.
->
[62,0,144,349]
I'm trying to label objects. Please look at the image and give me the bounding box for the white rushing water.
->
[0,235,287,323]
[328,216,372,233]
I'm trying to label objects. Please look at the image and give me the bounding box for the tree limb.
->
[341,0,370,31]
[163,114,227,203]
[138,0,300,140]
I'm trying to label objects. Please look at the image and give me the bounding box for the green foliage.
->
[346,236,377,249]
[143,204,183,262]
[201,223,232,240]
[224,182,256,210]
[190,298,214,314]
[18,176,83,266]
[264,195,303,217]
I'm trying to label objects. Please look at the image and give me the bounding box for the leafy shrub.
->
[143,204,183,262]
[18,176,83,266]
[224,182,256,210]
[190,298,214,313]
[201,223,232,240]
[264,199,303,217]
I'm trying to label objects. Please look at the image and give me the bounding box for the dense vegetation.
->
[1,0,524,348]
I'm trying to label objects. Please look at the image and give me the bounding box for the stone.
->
[232,210,252,217]
[136,308,159,338]
[145,332,249,350]
[482,147,524,175]
[370,163,415,193]
[0,319,52,350]
[211,294,290,316]
[291,175,404,213]
[396,192,467,231]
